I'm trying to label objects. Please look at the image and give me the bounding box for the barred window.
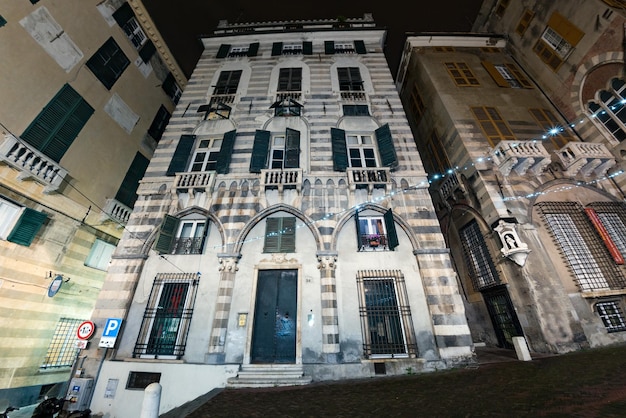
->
[459,220,500,291]
[41,318,84,369]
[596,301,626,332]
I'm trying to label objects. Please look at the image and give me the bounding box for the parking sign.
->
[99,318,123,348]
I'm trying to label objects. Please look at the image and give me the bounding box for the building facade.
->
[0,0,184,408]
[396,0,626,355]
[80,15,474,417]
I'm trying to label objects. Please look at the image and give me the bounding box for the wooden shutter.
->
[154,215,179,254]
[21,84,94,163]
[303,41,313,55]
[331,128,348,172]
[112,2,134,26]
[324,41,335,55]
[354,210,363,250]
[139,40,156,63]
[166,135,195,176]
[115,152,149,208]
[547,12,584,46]
[216,130,237,174]
[263,217,280,253]
[247,42,259,57]
[250,130,270,173]
[272,42,283,56]
[7,208,47,246]
[280,217,296,252]
[375,124,398,168]
[86,37,129,90]
[147,105,171,141]
[481,61,509,88]
[354,40,367,54]
[216,44,231,58]
[284,128,300,169]
[384,209,399,250]
[264,217,295,253]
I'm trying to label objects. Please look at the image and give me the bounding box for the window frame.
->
[338,67,364,91]
[85,238,116,271]
[459,219,500,291]
[596,301,626,333]
[533,12,584,71]
[471,106,515,146]
[189,137,223,172]
[213,70,242,95]
[444,62,479,87]
[86,37,130,90]
[40,318,84,369]
[515,9,535,36]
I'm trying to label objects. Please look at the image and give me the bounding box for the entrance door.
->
[251,270,297,363]
[482,286,523,349]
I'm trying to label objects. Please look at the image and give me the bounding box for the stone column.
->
[317,252,341,362]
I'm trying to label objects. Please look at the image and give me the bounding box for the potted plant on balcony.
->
[367,234,381,247]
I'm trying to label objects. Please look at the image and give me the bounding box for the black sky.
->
[145,1,486,79]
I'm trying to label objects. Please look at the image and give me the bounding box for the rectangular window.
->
[343,105,370,116]
[596,301,626,332]
[483,61,532,89]
[190,138,222,172]
[127,372,161,390]
[172,218,206,255]
[421,131,451,179]
[264,217,296,253]
[7,207,47,247]
[410,84,426,124]
[534,12,584,71]
[460,220,500,291]
[516,9,535,36]
[355,209,399,251]
[444,62,479,86]
[85,239,116,270]
[86,37,130,90]
[250,129,300,172]
[0,197,22,240]
[338,67,364,91]
[471,106,515,146]
[161,72,182,105]
[589,202,626,262]
[214,70,242,95]
[529,108,575,148]
[347,134,377,168]
[115,152,149,209]
[147,105,171,142]
[133,273,199,358]
[41,318,83,369]
[278,68,302,92]
[494,0,510,17]
[356,270,416,358]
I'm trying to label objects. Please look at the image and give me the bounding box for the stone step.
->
[226,364,312,389]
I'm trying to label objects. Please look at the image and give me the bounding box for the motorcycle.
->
[32,397,91,418]
[0,406,18,418]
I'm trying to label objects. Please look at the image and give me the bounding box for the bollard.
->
[139,382,162,418]
[512,336,532,361]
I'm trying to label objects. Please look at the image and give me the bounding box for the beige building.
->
[396,0,626,354]
[0,0,184,408]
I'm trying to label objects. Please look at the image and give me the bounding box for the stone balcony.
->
[102,198,132,225]
[553,142,616,178]
[260,168,302,194]
[172,171,217,209]
[340,91,367,101]
[346,167,391,193]
[491,140,551,177]
[0,133,68,193]
[432,171,466,208]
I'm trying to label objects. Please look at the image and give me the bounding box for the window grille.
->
[459,220,500,291]
[356,270,417,358]
[41,318,84,369]
[589,202,626,260]
[596,301,626,332]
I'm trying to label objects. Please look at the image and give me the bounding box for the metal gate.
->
[483,286,523,349]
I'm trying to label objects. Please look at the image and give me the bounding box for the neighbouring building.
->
[0,0,184,408]
[396,0,626,355]
[80,15,474,417]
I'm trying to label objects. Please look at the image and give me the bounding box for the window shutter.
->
[86,37,129,90]
[547,12,584,46]
[155,215,179,254]
[324,41,335,54]
[166,135,195,176]
[375,124,398,168]
[112,2,134,27]
[384,209,399,250]
[264,217,295,253]
[162,72,176,97]
[284,128,300,169]
[481,61,509,88]
[303,41,313,55]
[331,128,348,172]
[216,44,231,58]
[247,42,259,57]
[354,40,367,54]
[272,42,283,56]
[147,105,171,141]
[115,152,149,208]
[250,130,270,173]
[139,40,156,63]
[505,63,533,88]
[216,130,237,174]
[354,210,362,250]
[263,217,281,253]
[280,217,296,252]
[7,208,47,246]
[21,84,94,163]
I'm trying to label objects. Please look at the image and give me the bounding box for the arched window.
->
[588,78,626,142]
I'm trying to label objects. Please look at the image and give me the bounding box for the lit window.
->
[533,12,584,71]
[588,78,626,143]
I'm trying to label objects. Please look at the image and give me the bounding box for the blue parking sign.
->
[99,318,123,348]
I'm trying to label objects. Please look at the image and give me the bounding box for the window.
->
[588,78,626,143]
[21,84,94,162]
[214,70,242,95]
[271,98,302,117]
[41,318,83,369]
[471,106,515,146]
[133,273,199,358]
[86,37,130,90]
[331,125,397,172]
[147,105,171,142]
[161,72,182,105]
[516,9,535,36]
[112,2,155,63]
[271,41,313,56]
[0,197,22,240]
[190,137,222,172]
[85,239,116,270]
[589,202,626,262]
[127,372,161,389]
[264,217,296,253]
[166,131,237,176]
[343,105,370,116]
[444,62,479,86]
[347,134,377,168]
[338,67,364,91]
[482,62,532,89]
[278,68,302,92]
[155,214,208,255]
[529,108,576,148]
[6,206,47,247]
[494,0,510,17]
[596,301,626,332]
[250,129,300,172]
[0,15,6,27]
[534,12,584,71]
[355,209,399,251]
[421,131,451,181]
[115,152,149,209]
[356,270,416,358]
[409,84,426,124]
[459,220,500,291]
[325,40,366,55]
[216,43,259,58]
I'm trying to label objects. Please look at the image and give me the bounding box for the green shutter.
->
[7,208,47,246]
[354,210,362,250]
[280,217,296,252]
[354,40,367,54]
[86,37,129,90]
[272,42,283,56]
[0,15,7,27]
[247,42,259,57]
[324,41,335,54]
[375,124,398,168]
[264,217,295,253]
[115,152,149,208]
[331,128,348,172]
[250,130,270,173]
[154,215,179,254]
[139,40,156,63]
[284,128,300,169]
[21,84,94,163]
[166,135,195,176]
[384,209,399,250]
[216,130,236,174]
[216,44,231,58]
[303,41,313,55]
[264,217,281,253]
[112,2,134,26]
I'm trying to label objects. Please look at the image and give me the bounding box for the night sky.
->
[144,1,486,79]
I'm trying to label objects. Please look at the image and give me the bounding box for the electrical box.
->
[66,377,94,412]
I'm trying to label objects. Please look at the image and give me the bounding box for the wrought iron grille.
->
[596,301,626,332]
[171,237,204,255]
[40,318,84,369]
[459,220,500,291]
[356,270,417,358]
[588,202,626,260]
[537,202,626,291]
[133,273,199,358]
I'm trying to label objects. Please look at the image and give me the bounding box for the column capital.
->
[218,253,241,272]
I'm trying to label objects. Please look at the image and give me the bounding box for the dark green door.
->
[483,286,523,350]
[251,270,297,363]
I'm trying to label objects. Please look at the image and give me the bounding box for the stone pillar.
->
[206,253,240,363]
[317,252,340,361]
